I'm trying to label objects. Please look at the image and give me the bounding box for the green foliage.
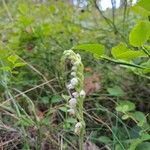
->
[107,86,125,97]
[136,142,150,150]
[112,43,146,60]
[116,100,135,113]
[0,0,149,149]
[73,44,105,58]
[137,0,150,12]
[129,21,150,47]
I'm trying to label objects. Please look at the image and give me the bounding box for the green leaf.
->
[59,106,68,112]
[112,43,146,60]
[131,111,147,127]
[131,5,150,17]
[116,100,135,113]
[107,86,125,97]
[66,118,77,123]
[18,3,28,14]
[14,62,26,67]
[136,142,150,150]
[98,136,112,144]
[51,95,62,104]
[137,0,150,11]
[7,55,18,64]
[0,66,11,72]
[129,21,150,47]
[128,139,143,150]
[73,44,105,58]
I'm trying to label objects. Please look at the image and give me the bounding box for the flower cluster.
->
[63,50,86,135]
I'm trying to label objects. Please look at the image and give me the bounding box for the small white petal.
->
[71,72,76,77]
[72,92,79,98]
[70,78,78,86]
[75,122,82,128]
[67,109,75,115]
[74,122,82,135]
[72,66,77,71]
[80,90,86,98]
[67,84,74,90]
[74,61,81,66]
[69,98,77,107]
[76,53,81,60]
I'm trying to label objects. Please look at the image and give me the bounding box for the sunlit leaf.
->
[7,55,18,64]
[116,100,135,113]
[73,44,105,58]
[137,0,150,11]
[129,21,150,47]
[112,43,147,60]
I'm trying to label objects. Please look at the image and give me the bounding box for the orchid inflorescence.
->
[62,50,86,136]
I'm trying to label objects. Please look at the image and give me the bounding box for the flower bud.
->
[74,61,81,66]
[70,78,78,86]
[76,53,81,60]
[72,66,77,71]
[71,72,76,77]
[67,108,75,115]
[69,98,77,108]
[79,90,86,98]
[67,84,74,90]
[72,92,79,98]
[74,122,82,135]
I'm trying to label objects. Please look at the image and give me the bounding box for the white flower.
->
[72,92,79,98]
[76,53,81,60]
[67,84,74,90]
[67,108,75,115]
[79,90,86,98]
[74,122,82,135]
[74,61,81,66]
[69,98,77,108]
[63,50,71,56]
[72,66,77,71]
[70,78,78,86]
[71,72,76,77]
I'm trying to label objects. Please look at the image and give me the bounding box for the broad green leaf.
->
[98,136,112,144]
[112,43,147,60]
[131,111,147,127]
[137,0,150,11]
[107,86,125,97]
[128,139,143,150]
[116,100,135,113]
[136,142,150,150]
[73,44,105,58]
[141,133,150,141]
[131,5,150,17]
[129,21,150,47]
[59,106,68,112]
[51,95,62,104]
[7,55,18,64]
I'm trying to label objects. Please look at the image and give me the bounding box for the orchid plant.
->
[62,50,86,150]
